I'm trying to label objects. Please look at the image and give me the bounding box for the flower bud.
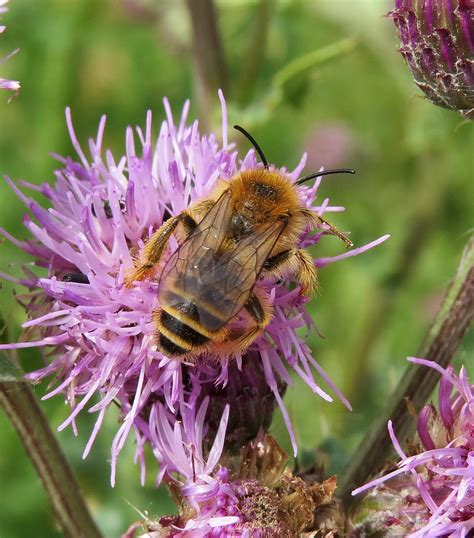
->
[389,0,474,118]
[349,474,431,536]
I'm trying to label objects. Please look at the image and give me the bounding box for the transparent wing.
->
[159,189,234,283]
[191,221,284,325]
[158,194,284,331]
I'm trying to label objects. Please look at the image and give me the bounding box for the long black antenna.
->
[296,168,355,185]
[234,125,269,169]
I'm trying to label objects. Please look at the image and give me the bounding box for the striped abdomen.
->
[156,285,231,357]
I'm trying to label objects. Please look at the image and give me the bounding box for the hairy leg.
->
[263,248,318,295]
[300,208,353,248]
[125,212,197,286]
[187,199,215,222]
[234,292,272,352]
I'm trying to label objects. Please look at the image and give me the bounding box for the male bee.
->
[125,126,354,360]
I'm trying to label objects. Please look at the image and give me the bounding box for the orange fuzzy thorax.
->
[208,169,307,246]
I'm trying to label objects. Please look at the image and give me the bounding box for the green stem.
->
[340,235,474,509]
[185,0,228,127]
[0,364,102,538]
[235,0,274,104]
[272,37,356,89]
[228,38,357,130]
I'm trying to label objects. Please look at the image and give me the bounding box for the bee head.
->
[232,170,299,227]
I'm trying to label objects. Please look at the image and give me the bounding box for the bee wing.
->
[158,189,285,332]
[183,190,235,260]
[159,216,285,332]
[159,189,234,282]
[158,189,237,329]
[196,221,285,325]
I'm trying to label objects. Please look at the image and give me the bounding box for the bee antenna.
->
[296,168,355,185]
[233,125,269,169]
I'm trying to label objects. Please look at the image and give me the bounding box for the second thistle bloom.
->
[138,399,343,537]
[352,358,474,537]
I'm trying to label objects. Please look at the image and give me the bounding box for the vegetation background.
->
[0,1,472,536]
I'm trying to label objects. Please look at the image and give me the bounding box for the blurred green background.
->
[0,1,472,536]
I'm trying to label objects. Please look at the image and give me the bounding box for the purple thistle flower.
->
[0,0,20,95]
[135,399,340,537]
[149,398,243,535]
[389,0,474,119]
[352,358,474,537]
[0,91,388,479]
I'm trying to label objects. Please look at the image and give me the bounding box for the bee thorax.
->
[230,214,254,238]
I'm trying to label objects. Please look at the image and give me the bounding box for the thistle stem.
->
[0,373,102,538]
[185,0,228,126]
[235,0,274,104]
[340,235,474,509]
[272,37,356,90]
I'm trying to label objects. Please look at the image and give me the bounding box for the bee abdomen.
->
[160,310,210,345]
[158,334,189,357]
[161,289,228,331]
[156,309,210,357]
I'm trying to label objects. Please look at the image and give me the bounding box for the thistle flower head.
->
[389,0,474,119]
[0,0,20,95]
[352,358,474,537]
[0,92,388,479]
[137,402,342,537]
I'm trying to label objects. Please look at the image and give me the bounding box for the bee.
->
[125,126,354,360]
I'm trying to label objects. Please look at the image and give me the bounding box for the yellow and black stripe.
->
[158,311,209,356]
[155,290,227,357]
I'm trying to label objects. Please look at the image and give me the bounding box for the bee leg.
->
[300,208,353,249]
[263,249,318,295]
[263,249,293,272]
[187,199,215,220]
[125,212,197,286]
[292,249,318,295]
[233,292,272,352]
